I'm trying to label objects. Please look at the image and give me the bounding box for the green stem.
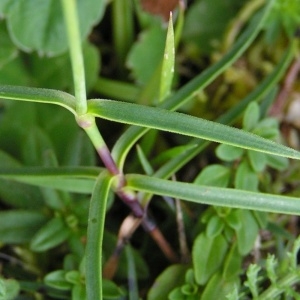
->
[86,171,113,300]
[83,120,120,176]
[61,0,87,115]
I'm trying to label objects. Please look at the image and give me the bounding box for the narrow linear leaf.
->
[152,44,294,179]
[0,210,48,244]
[88,99,300,160]
[159,14,175,101]
[126,174,300,215]
[0,85,76,114]
[86,171,113,300]
[111,1,275,169]
[0,167,102,193]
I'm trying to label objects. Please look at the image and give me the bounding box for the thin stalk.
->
[83,120,119,175]
[61,0,87,115]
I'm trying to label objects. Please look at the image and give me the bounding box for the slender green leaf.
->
[88,99,300,160]
[111,1,275,169]
[159,15,175,101]
[0,85,76,114]
[86,171,113,300]
[126,174,300,215]
[152,44,294,180]
[0,210,48,244]
[0,167,101,193]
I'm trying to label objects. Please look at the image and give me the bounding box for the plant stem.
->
[61,0,87,115]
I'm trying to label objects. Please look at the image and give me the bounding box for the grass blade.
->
[126,174,300,215]
[0,85,76,114]
[0,167,101,193]
[111,0,275,169]
[154,43,295,179]
[88,98,300,160]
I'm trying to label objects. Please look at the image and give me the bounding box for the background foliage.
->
[1,0,300,299]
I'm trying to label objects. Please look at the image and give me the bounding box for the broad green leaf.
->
[0,278,20,300]
[201,272,239,300]
[86,171,113,300]
[182,0,247,54]
[28,42,99,92]
[30,217,70,252]
[102,279,124,299]
[193,233,228,285]
[216,144,244,162]
[0,21,17,69]
[44,270,72,291]
[235,210,259,255]
[225,210,241,230]
[243,102,260,131]
[252,118,279,139]
[126,174,300,215]
[0,210,48,244]
[159,15,175,101]
[0,166,100,193]
[194,164,230,187]
[127,22,165,85]
[247,150,267,172]
[222,243,242,280]
[0,55,29,85]
[88,98,300,160]
[3,0,105,55]
[266,154,289,171]
[72,285,86,300]
[206,215,225,238]
[147,264,187,300]
[0,85,76,114]
[234,161,258,191]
